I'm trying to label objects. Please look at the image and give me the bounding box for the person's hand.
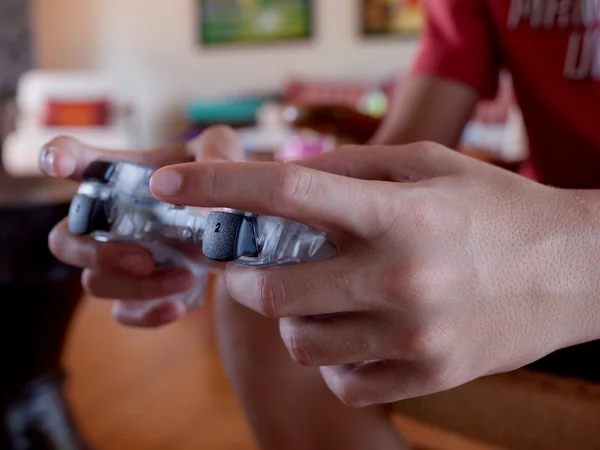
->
[147,141,600,406]
[42,126,244,327]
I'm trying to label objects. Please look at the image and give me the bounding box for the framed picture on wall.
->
[361,0,424,37]
[199,0,313,47]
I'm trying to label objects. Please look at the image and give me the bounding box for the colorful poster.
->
[200,0,313,46]
[362,0,424,37]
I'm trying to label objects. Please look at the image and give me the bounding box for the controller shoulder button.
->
[68,194,111,235]
[82,160,116,184]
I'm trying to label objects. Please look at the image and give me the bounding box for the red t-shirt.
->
[411,0,600,189]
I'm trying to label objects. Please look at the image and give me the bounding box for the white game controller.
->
[68,159,338,315]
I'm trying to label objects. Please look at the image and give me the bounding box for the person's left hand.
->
[147,141,600,407]
[42,126,244,327]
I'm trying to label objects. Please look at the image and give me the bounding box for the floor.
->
[61,295,503,450]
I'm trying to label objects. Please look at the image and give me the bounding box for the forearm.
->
[369,107,467,149]
[369,106,461,148]
[369,75,479,148]
[213,276,409,450]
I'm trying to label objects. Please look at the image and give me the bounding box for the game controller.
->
[67,159,338,312]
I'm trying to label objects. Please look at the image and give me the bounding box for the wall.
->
[32,0,419,146]
[1,0,33,96]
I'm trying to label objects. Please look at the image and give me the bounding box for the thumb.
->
[39,136,190,182]
[187,126,246,163]
[38,125,245,181]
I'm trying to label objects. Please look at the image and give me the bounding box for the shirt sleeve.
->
[410,0,502,99]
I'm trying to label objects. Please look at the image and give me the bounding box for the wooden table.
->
[0,174,76,207]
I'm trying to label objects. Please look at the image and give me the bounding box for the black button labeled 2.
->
[202,211,258,262]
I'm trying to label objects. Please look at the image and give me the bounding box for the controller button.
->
[202,211,258,262]
[82,160,116,184]
[68,195,111,235]
[181,228,193,240]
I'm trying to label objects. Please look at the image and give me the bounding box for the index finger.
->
[149,161,393,236]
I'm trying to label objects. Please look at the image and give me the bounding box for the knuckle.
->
[336,380,367,408]
[382,263,432,315]
[81,269,101,296]
[417,141,446,157]
[205,167,218,200]
[406,190,441,235]
[277,166,314,208]
[385,262,441,311]
[255,273,285,318]
[359,195,401,240]
[282,323,320,366]
[400,141,445,174]
[47,225,64,257]
[402,323,447,360]
[418,360,458,395]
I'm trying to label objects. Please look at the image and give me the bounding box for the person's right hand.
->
[42,126,244,327]
[148,141,600,407]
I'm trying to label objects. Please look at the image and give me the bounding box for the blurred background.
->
[2,0,519,172]
[0,1,597,450]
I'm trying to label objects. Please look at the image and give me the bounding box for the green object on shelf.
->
[357,90,389,118]
[185,97,266,124]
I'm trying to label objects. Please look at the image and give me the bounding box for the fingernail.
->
[38,146,58,177]
[150,170,182,197]
[39,146,76,178]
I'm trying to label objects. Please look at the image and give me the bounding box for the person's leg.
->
[213,275,410,450]
[0,279,81,398]
[0,278,90,450]
[0,202,89,449]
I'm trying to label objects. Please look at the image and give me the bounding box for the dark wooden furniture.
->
[0,26,89,443]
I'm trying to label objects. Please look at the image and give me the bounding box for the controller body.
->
[67,159,337,311]
[68,160,212,311]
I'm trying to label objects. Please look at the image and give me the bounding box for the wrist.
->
[545,188,600,349]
